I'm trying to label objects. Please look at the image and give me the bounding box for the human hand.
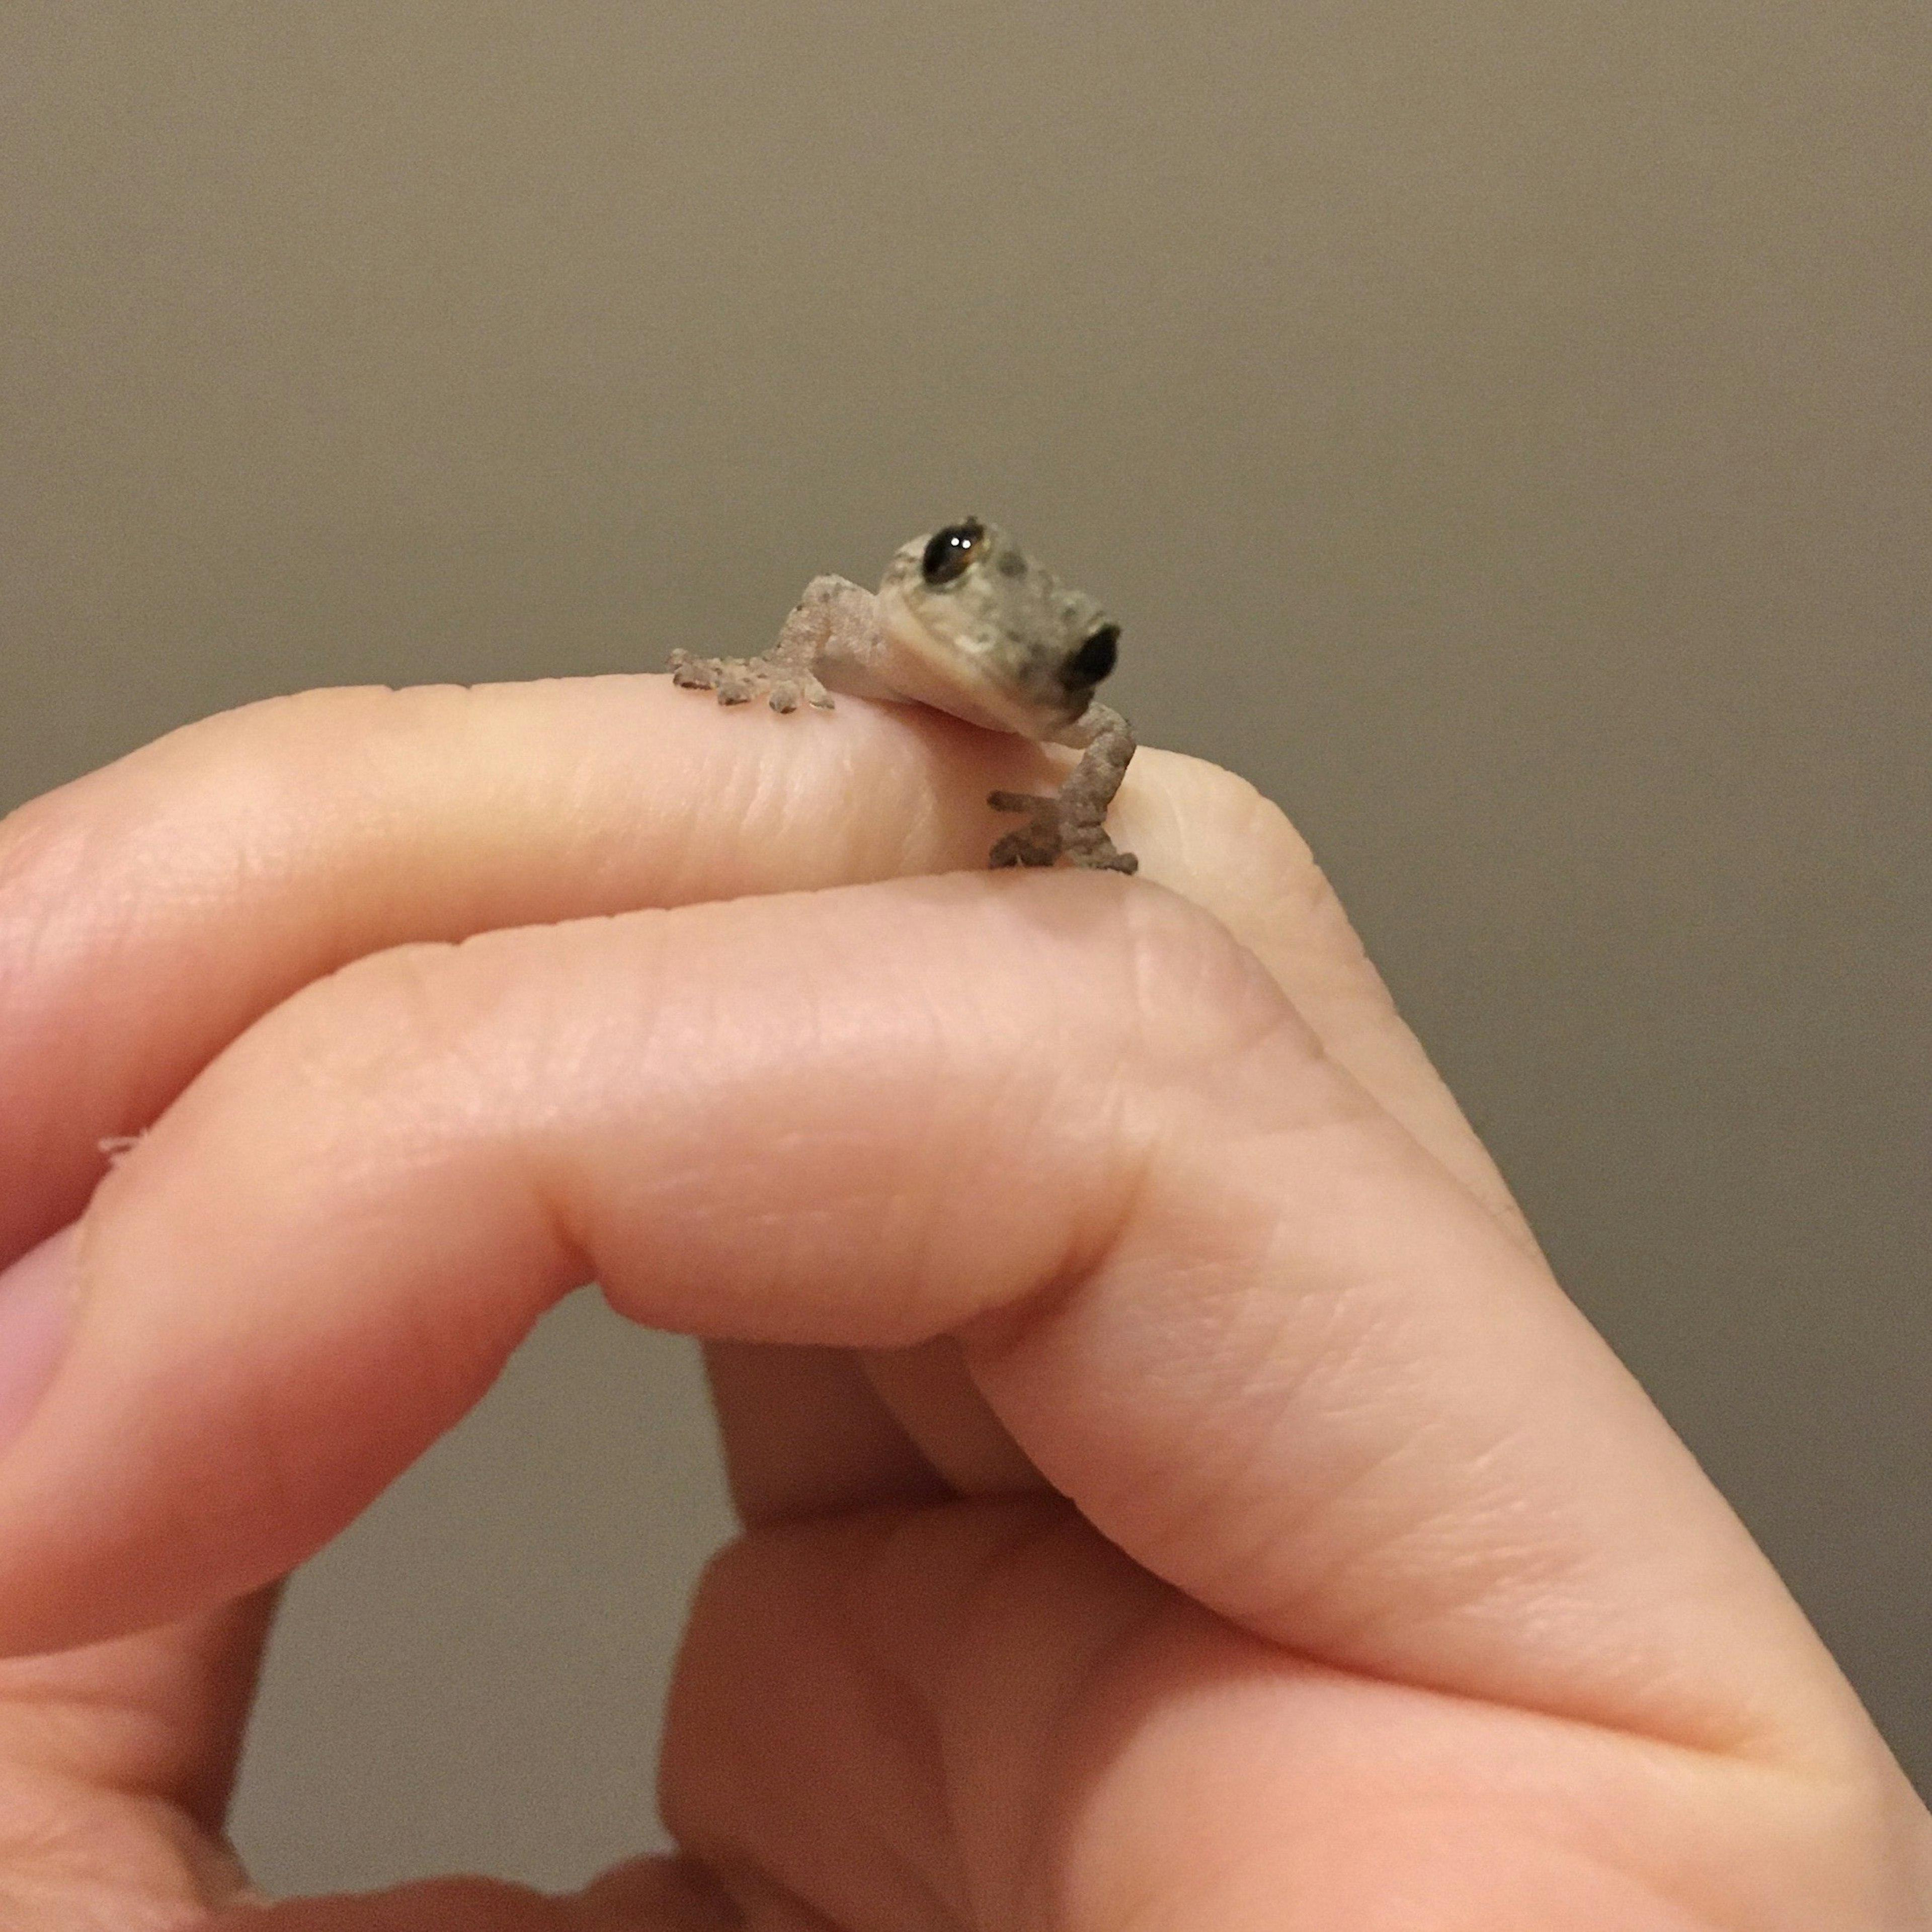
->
[0,679,1922,1928]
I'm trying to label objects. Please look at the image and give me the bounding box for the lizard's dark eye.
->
[1062,623,1119,688]
[921,519,985,586]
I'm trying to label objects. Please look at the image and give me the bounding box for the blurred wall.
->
[2,0,1926,1896]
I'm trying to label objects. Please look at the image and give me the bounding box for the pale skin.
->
[0,671,1925,1928]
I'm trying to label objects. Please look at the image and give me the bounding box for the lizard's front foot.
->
[988,699,1139,872]
[668,649,833,714]
[988,789,1139,873]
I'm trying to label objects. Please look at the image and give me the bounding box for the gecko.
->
[667,518,1138,873]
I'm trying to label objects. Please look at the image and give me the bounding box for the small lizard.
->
[668,518,1137,872]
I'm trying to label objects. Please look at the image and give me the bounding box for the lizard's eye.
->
[1062,623,1119,688]
[921,519,986,586]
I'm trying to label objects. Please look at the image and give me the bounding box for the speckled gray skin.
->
[669,520,1138,872]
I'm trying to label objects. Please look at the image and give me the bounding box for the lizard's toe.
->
[668,651,717,691]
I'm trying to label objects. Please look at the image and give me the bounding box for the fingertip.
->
[0,1226,76,1464]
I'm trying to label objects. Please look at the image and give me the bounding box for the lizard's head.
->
[875,518,1119,737]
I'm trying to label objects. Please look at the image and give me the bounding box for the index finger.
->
[0,675,1524,1270]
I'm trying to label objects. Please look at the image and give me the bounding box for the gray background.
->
[2,0,1925,1899]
